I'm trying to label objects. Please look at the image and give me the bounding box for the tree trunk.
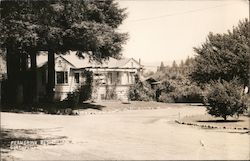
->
[223,116,227,121]
[47,50,55,102]
[21,53,29,104]
[7,48,20,105]
[30,52,38,104]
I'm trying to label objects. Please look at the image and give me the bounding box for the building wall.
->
[54,57,75,100]
[38,57,141,101]
[95,85,131,101]
[115,85,131,101]
[86,69,137,101]
[37,57,77,101]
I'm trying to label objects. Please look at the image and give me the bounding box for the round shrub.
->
[203,79,248,120]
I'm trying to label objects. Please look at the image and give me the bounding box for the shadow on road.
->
[1,101,106,115]
[76,102,106,111]
[198,120,244,123]
[0,128,68,153]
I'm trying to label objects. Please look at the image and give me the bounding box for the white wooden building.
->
[37,51,143,101]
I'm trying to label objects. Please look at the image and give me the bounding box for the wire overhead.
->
[129,3,235,23]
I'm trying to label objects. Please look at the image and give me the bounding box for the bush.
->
[78,70,93,101]
[173,84,203,103]
[128,83,155,101]
[128,75,155,101]
[158,79,203,103]
[106,85,117,100]
[66,91,79,109]
[203,79,248,120]
[158,93,175,103]
[66,70,92,107]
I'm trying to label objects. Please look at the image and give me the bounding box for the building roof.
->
[37,51,142,69]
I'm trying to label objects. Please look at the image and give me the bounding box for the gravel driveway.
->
[1,103,249,160]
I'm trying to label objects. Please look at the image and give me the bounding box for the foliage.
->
[0,0,128,58]
[66,92,79,109]
[143,70,155,78]
[65,70,93,107]
[203,79,248,120]
[153,59,203,103]
[155,57,195,80]
[106,85,118,100]
[91,78,101,101]
[191,19,250,86]
[158,77,203,103]
[170,84,203,103]
[0,0,128,104]
[128,75,155,101]
[158,93,175,103]
[78,70,93,102]
[172,60,178,68]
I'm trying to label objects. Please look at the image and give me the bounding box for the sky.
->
[117,0,249,69]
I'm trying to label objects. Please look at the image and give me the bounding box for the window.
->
[74,73,80,83]
[58,60,62,67]
[56,71,68,84]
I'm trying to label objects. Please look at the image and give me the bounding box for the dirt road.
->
[1,104,249,160]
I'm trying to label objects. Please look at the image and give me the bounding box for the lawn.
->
[178,114,249,130]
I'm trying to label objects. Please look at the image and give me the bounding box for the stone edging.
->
[175,120,249,130]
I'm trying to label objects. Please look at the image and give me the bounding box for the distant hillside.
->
[142,56,195,80]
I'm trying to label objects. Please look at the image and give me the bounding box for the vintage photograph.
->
[0,0,249,160]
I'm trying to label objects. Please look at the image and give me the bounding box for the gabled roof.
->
[37,51,142,69]
[57,55,76,68]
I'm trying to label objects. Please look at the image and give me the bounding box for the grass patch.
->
[179,114,249,130]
